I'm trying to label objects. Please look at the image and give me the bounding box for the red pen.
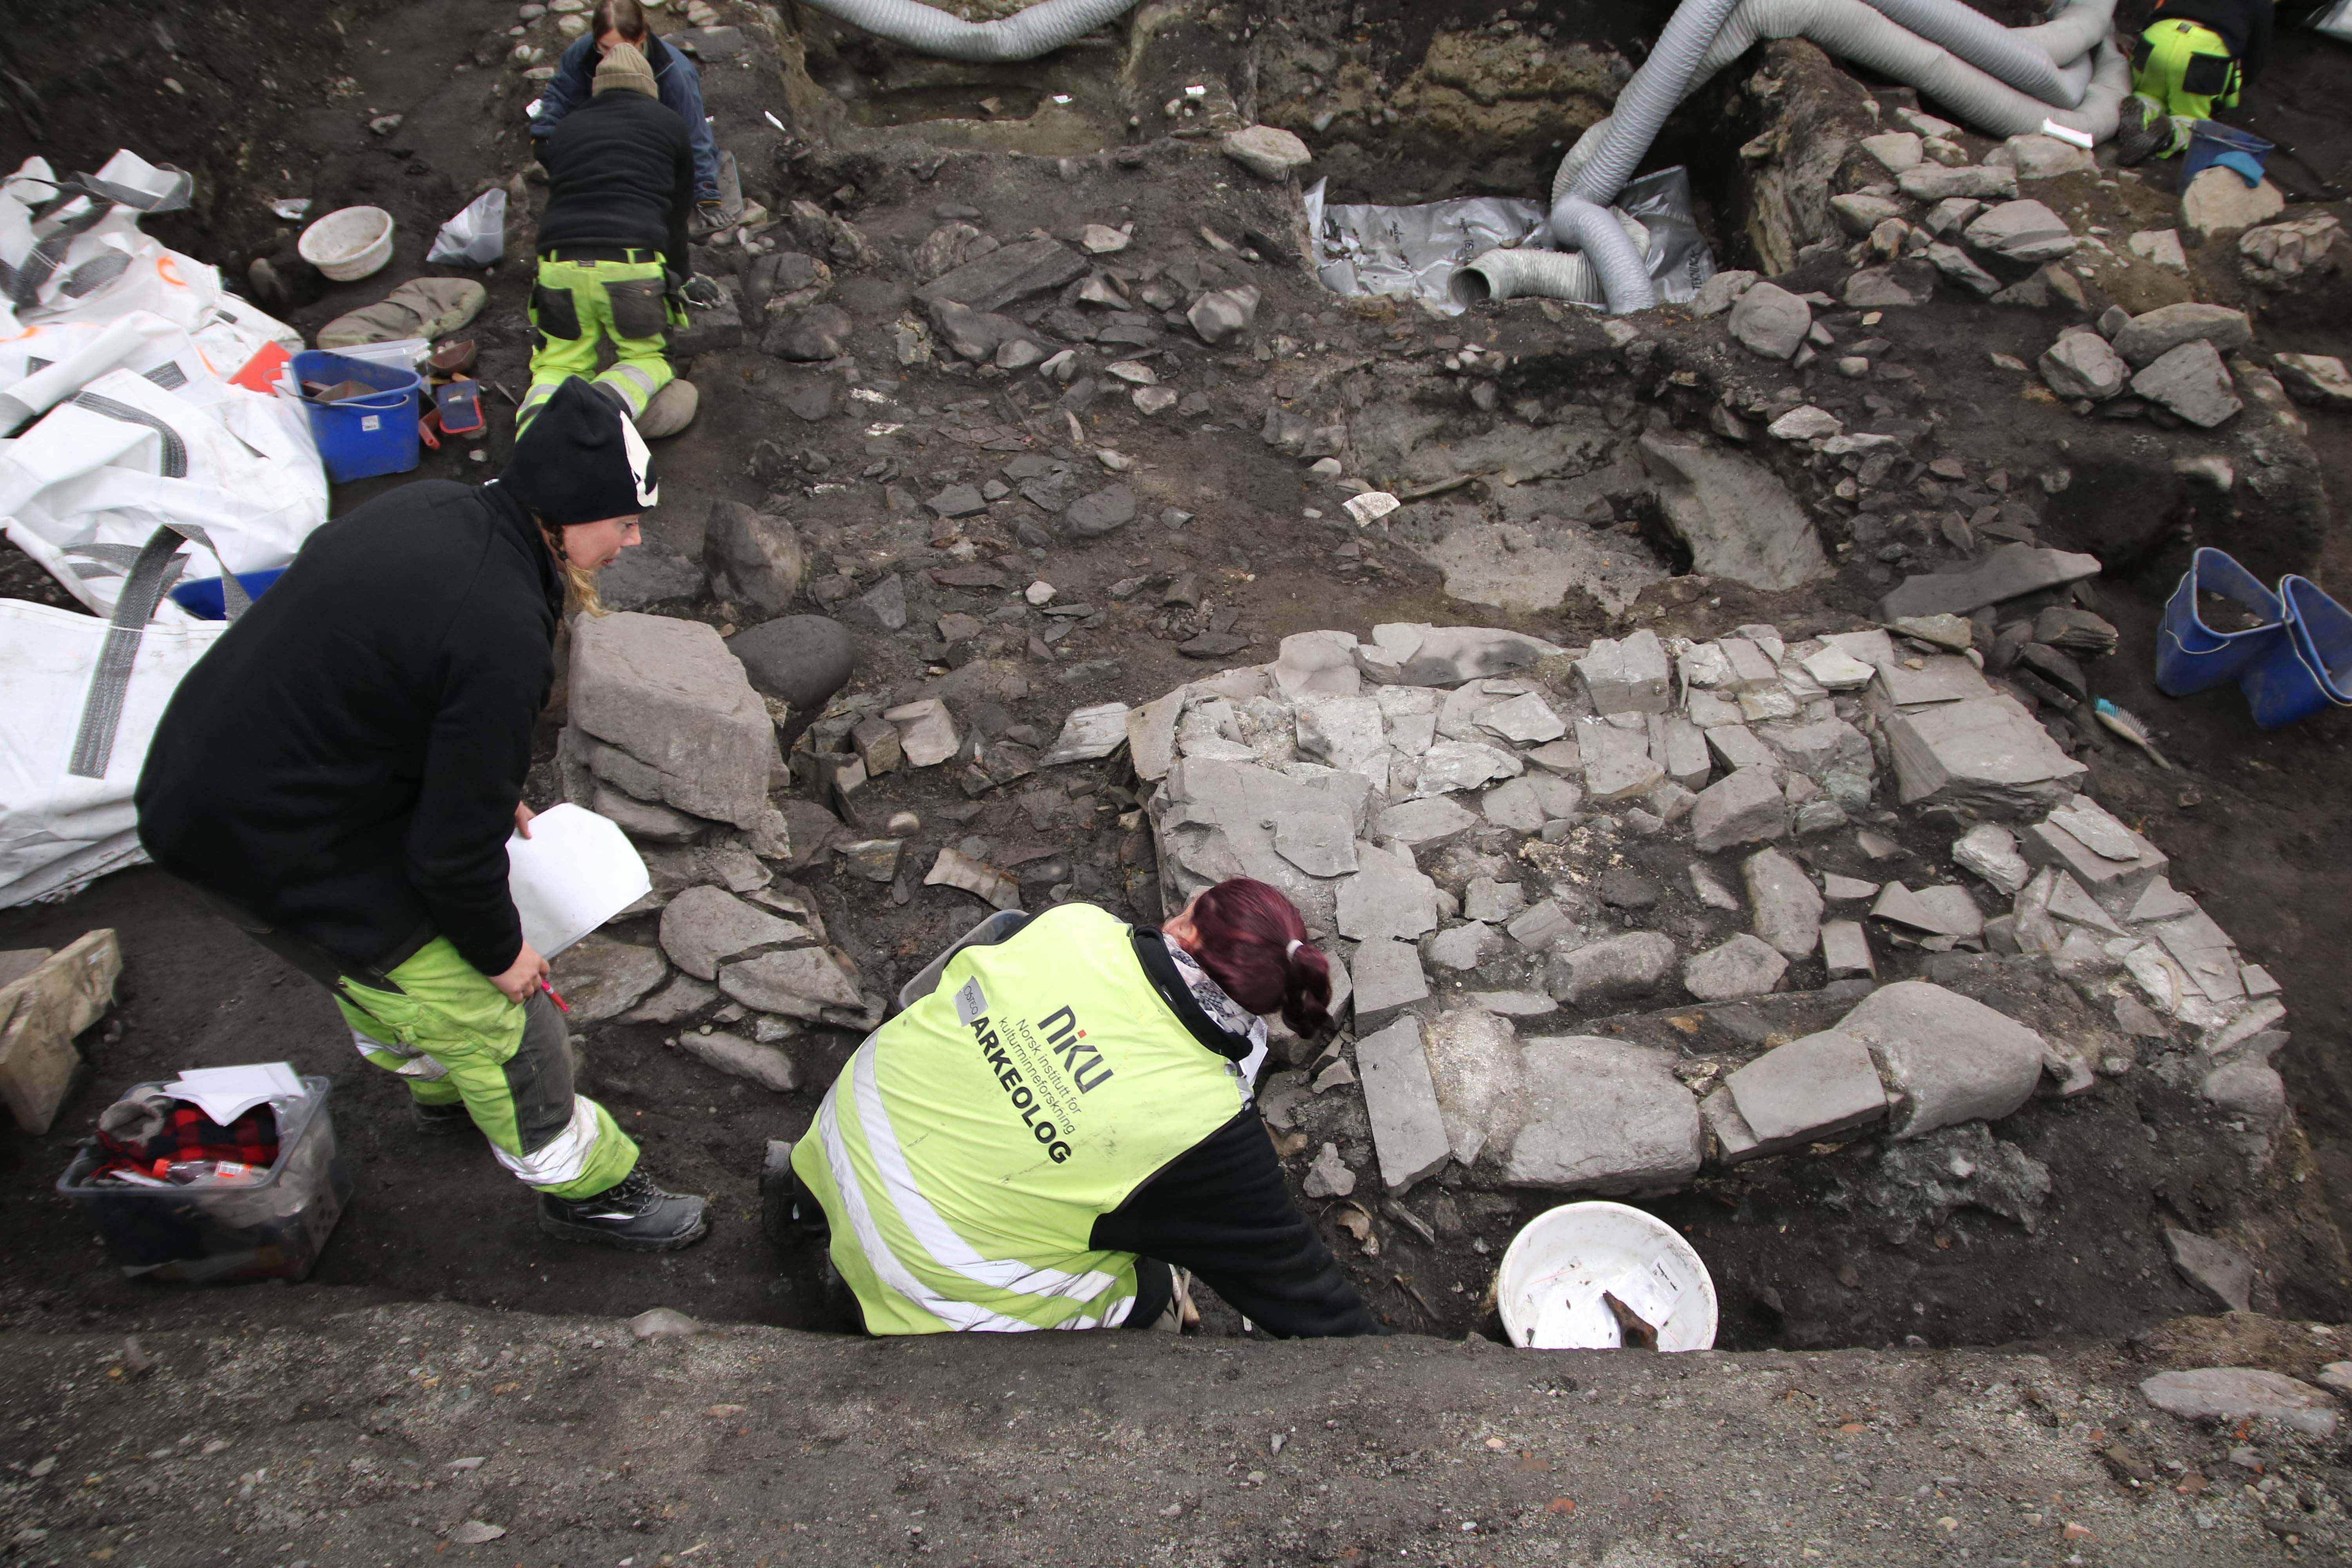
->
[539,978,571,1013]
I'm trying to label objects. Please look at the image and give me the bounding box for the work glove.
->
[681,273,725,309]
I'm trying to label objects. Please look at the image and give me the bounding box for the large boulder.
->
[1727,281,1810,361]
[568,612,777,830]
[1832,980,2046,1138]
[2111,303,2253,368]
[728,615,854,717]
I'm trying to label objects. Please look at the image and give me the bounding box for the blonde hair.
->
[536,515,608,617]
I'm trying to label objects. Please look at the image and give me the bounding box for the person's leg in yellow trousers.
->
[334,938,638,1199]
[518,256,675,432]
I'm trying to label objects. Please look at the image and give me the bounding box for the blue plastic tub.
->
[2180,121,2273,191]
[2156,547,2287,696]
[167,566,286,621]
[291,348,421,484]
[2244,575,2352,730]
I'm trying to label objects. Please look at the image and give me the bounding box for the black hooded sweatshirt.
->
[534,86,694,270]
[136,481,561,979]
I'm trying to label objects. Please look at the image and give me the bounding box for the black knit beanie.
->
[498,377,659,525]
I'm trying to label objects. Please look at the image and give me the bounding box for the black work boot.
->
[411,1099,475,1136]
[2114,95,2168,168]
[538,1168,711,1252]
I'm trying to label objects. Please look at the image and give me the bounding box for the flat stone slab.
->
[1374,795,1482,845]
[1503,1036,1702,1194]
[2023,798,2167,911]
[1336,842,1440,942]
[1357,622,1564,686]
[915,235,1086,312]
[1420,1007,1522,1167]
[1041,702,1131,766]
[1350,936,1430,1031]
[659,886,811,981]
[2141,1368,2339,1438]
[1874,544,2101,621]
[1356,1016,1451,1192]
[1884,696,2087,816]
[1820,919,1875,978]
[1833,980,2047,1139]
[1724,1029,1888,1149]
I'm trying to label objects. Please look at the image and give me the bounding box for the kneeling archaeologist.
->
[778,879,1377,1336]
[2116,0,2275,164]
[523,40,699,438]
[135,381,710,1251]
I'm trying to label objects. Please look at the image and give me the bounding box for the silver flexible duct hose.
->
[1556,0,2133,198]
[791,0,1142,63]
[2013,0,2119,67]
[1530,0,1745,312]
[1551,198,1660,311]
[1453,212,1656,309]
[1863,0,2086,105]
[1557,0,1752,214]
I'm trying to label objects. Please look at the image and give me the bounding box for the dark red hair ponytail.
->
[1184,878,1332,1040]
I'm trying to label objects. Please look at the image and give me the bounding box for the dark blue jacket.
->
[531,33,719,199]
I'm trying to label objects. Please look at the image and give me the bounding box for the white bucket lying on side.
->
[1496,1200,1718,1352]
[507,802,652,958]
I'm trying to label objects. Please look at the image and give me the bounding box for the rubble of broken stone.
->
[1133,617,2292,1210]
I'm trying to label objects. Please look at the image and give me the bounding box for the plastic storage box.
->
[56,1075,352,1284]
[291,348,422,484]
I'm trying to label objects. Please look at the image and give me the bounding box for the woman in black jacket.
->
[136,379,708,1251]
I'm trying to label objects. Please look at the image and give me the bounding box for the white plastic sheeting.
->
[0,149,327,906]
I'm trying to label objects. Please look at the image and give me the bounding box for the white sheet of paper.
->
[506,802,653,958]
[164,1062,305,1124]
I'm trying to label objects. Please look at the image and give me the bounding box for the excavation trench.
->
[1,0,2349,1362]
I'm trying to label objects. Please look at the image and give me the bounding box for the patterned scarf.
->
[1160,932,1269,1059]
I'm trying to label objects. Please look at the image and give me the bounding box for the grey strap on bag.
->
[66,521,247,780]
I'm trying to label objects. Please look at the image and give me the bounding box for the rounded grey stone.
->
[728,615,855,712]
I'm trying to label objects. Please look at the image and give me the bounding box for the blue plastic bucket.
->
[167,566,287,621]
[2244,575,2352,729]
[2156,547,2287,696]
[291,348,421,484]
[2180,121,2273,191]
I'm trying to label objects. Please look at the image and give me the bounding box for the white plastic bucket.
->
[506,803,652,958]
[1496,1201,1718,1352]
[297,206,395,282]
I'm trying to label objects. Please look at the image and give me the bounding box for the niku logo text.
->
[1040,1005,1114,1094]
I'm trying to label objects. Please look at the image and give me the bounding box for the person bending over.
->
[780,878,1377,1336]
[524,40,699,438]
[136,381,710,1252]
[531,0,724,225]
[2117,0,2275,164]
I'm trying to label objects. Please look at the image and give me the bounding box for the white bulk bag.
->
[0,366,327,618]
[0,524,238,906]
